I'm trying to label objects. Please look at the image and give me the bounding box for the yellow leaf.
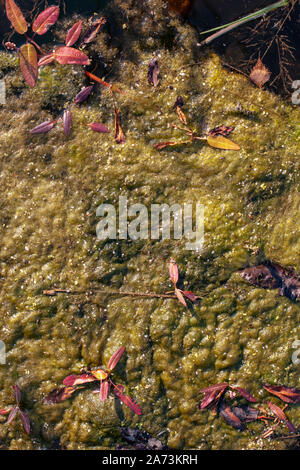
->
[5,0,28,35]
[18,44,38,87]
[206,135,240,150]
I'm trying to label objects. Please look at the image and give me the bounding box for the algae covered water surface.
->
[0,0,300,450]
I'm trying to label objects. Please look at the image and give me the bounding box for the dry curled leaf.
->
[43,386,78,404]
[249,58,271,88]
[263,384,300,404]
[18,43,38,87]
[208,125,234,137]
[5,0,28,35]
[206,135,240,150]
[114,108,126,144]
[81,17,107,44]
[148,58,159,87]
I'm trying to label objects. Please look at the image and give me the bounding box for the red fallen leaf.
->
[63,373,97,387]
[5,0,28,35]
[81,17,107,44]
[19,410,30,434]
[74,85,93,104]
[43,386,77,404]
[148,58,159,86]
[208,125,234,137]
[12,384,21,404]
[267,401,296,433]
[200,389,224,410]
[114,386,141,415]
[7,406,18,424]
[63,110,72,136]
[199,383,229,394]
[18,43,38,87]
[169,258,179,285]
[181,291,198,303]
[0,409,11,415]
[114,108,126,144]
[219,401,245,430]
[54,47,90,65]
[87,122,110,133]
[175,288,187,307]
[65,20,82,47]
[38,53,55,67]
[30,120,55,134]
[249,58,271,88]
[231,386,257,403]
[32,6,60,35]
[263,384,300,404]
[100,381,109,402]
[108,346,126,371]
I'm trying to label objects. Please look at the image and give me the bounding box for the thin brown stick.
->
[42,288,199,300]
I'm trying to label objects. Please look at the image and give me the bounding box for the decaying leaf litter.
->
[0,0,300,450]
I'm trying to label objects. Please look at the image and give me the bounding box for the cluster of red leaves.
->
[43,347,141,415]
[155,96,240,151]
[0,385,30,435]
[199,382,299,436]
[4,2,90,87]
[169,258,198,307]
[30,75,125,143]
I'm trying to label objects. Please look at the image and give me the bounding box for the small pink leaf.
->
[63,373,97,387]
[32,6,60,35]
[12,384,21,404]
[181,291,197,303]
[74,85,93,104]
[114,386,141,415]
[175,288,187,307]
[88,122,110,133]
[63,109,72,136]
[65,20,82,46]
[7,406,18,424]
[108,346,125,371]
[30,120,55,134]
[38,53,55,67]
[54,47,90,65]
[231,386,257,403]
[0,409,11,415]
[19,410,30,434]
[169,258,178,285]
[99,381,109,401]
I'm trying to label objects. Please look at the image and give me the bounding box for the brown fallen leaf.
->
[114,108,126,144]
[249,58,271,88]
[167,0,194,16]
[208,125,234,137]
[43,386,78,404]
[219,401,245,430]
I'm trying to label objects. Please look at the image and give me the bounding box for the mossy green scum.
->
[0,0,299,450]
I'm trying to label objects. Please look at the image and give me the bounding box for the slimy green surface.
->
[0,0,299,450]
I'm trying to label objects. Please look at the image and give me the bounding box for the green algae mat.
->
[0,0,300,450]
